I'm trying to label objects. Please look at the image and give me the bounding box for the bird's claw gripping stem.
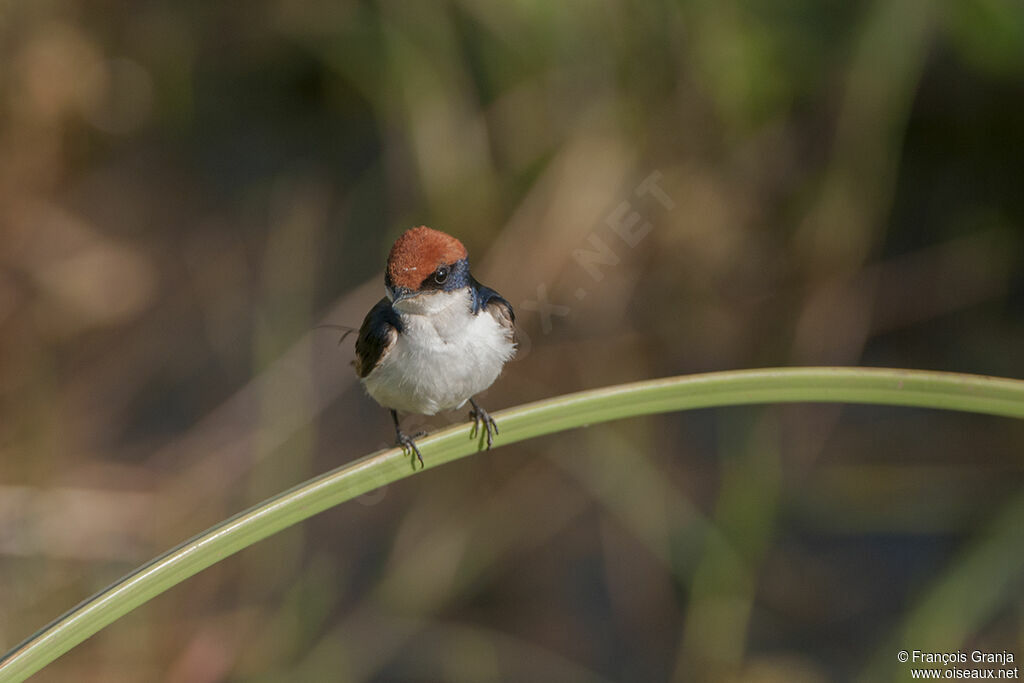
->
[468,398,499,450]
[396,429,426,470]
[391,409,426,470]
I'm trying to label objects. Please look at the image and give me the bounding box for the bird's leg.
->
[468,398,499,450]
[391,409,426,469]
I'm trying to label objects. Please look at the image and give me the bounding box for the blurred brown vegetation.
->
[1,1,1023,681]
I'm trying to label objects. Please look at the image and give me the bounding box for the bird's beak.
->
[387,285,416,303]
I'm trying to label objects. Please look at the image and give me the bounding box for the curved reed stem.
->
[2,367,1023,681]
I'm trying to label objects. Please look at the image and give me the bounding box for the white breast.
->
[361,289,515,415]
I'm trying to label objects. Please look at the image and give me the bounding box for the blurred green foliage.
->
[1,0,1022,680]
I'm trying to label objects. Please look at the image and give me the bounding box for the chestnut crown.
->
[386,226,469,292]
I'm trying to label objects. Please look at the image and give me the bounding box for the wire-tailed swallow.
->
[354,226,516,468]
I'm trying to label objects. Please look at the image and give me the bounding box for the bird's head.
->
[385,226,471,314]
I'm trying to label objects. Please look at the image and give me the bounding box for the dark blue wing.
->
[470,277,515,348]
[470,278,515,323]
[354,297,403,378]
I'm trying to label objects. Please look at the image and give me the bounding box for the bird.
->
[354,226,516,468]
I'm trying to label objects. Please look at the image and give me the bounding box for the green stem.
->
[3,367,1023,681]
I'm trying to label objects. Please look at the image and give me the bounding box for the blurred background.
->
[1,1,1023,681]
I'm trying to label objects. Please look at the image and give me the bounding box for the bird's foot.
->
[396,429,427,470]
[468,399,499,450]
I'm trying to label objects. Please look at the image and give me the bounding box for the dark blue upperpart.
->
[354,297,403,378]
[430,258,514,320]
[470,276,515,322]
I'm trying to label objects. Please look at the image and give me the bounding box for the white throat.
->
[392,289,462,317]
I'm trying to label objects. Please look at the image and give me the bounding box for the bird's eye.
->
[434,266,449,284]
